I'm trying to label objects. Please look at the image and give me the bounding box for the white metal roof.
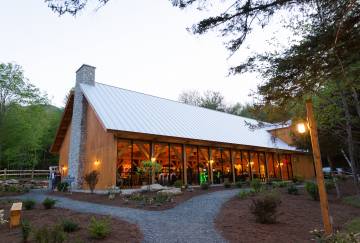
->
[80,82,298,151]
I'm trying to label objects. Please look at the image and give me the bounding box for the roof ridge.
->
[86,82,269,125]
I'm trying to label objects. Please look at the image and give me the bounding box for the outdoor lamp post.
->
[297,99,333,235]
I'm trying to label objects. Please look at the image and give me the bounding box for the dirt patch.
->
[215,181,360,243]
[49,186,229,211]
[0,200,143,243]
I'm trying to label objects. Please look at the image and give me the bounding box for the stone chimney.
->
[76,64,96,86]
[68,64,96,188]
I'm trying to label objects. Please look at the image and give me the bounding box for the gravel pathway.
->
[4,189,240,243]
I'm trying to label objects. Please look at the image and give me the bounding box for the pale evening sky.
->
[0,0,290,107]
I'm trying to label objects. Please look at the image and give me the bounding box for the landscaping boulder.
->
[140,183,167,192]
[157,188,182,195]
[6,179,19,185]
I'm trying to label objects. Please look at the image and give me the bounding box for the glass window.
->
[241,151,251,181]
[211,148,231,184]
[233,150,243,182]
[259,152,266,180]
[154,143,169,185]
[198,147,210,184]
[273,153,282,179]
[250,152,260,179]
[133,141,150,186]
[186,146,198,185]
[117,139,132,187]
[222,149,232,182]
[266,152,276,179]
[169,144,183,185]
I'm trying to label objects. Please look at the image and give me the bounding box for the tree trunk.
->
[351,87,360,119]
[339,85,360,195]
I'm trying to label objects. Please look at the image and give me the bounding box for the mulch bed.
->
[0,200,143,243]
[0,191,28,197]
[49,186,228,211]
[215,180,360,243]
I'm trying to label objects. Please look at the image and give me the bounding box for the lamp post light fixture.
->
[297,99,333,235]
[297,122,307,134]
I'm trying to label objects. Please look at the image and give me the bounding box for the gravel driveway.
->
[5,189,240,243]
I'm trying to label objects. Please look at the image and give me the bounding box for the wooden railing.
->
[0,169,50,180]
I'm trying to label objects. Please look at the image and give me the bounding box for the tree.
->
[179,90,226,111]
[178,90,201,106]
[0,63,47,118]
[200,90,226,111]
[45,0,110,15]
[0,62,61,170]
[179,89,255,115]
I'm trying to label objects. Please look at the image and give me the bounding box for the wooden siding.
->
[269,127,294,146]
[83,104,117,190]
[58,122,71,176]
[292,154,315,179]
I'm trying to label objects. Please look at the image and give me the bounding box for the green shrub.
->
[235,181,242,188]
[224,181,231,188]
[292,176,304,184]
[200,183,209,190]
[174,180,182,188]
[34,225,66,243]
[238,190,254,199]
[336,174,348,181]
[88,217,111,239]
[154,194,171,204]
[325,179,335,190]
[343,196,360,208]
[305,181,319,201]
[272,181,288,188]
[250,191,281,224]
[84,170,99,193]
[345,217,360,233]
[287,184,299,195]
[50,225,67,243]
[62,219,79,233]
[42,197,56,209]
[311,229,358,243]
[250,179,262,193]
[34,225,50,243]
[23,199,36,210]
[57,182,69,192]
[21,220,31,243]
[128,193,145,201]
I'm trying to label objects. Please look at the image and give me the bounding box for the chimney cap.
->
[76,64,96,73]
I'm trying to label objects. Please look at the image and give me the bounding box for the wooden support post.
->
[248,151,252,180]
[209,148,213,184]
[264,152,268,181]
[150,142,155,184]
[4,168,7,180]
[277,153,282,179]
[231,149,236,183]
[306,99,333,235]
[182,144,187,185]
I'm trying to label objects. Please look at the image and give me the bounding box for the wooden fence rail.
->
[0,169,50,180]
